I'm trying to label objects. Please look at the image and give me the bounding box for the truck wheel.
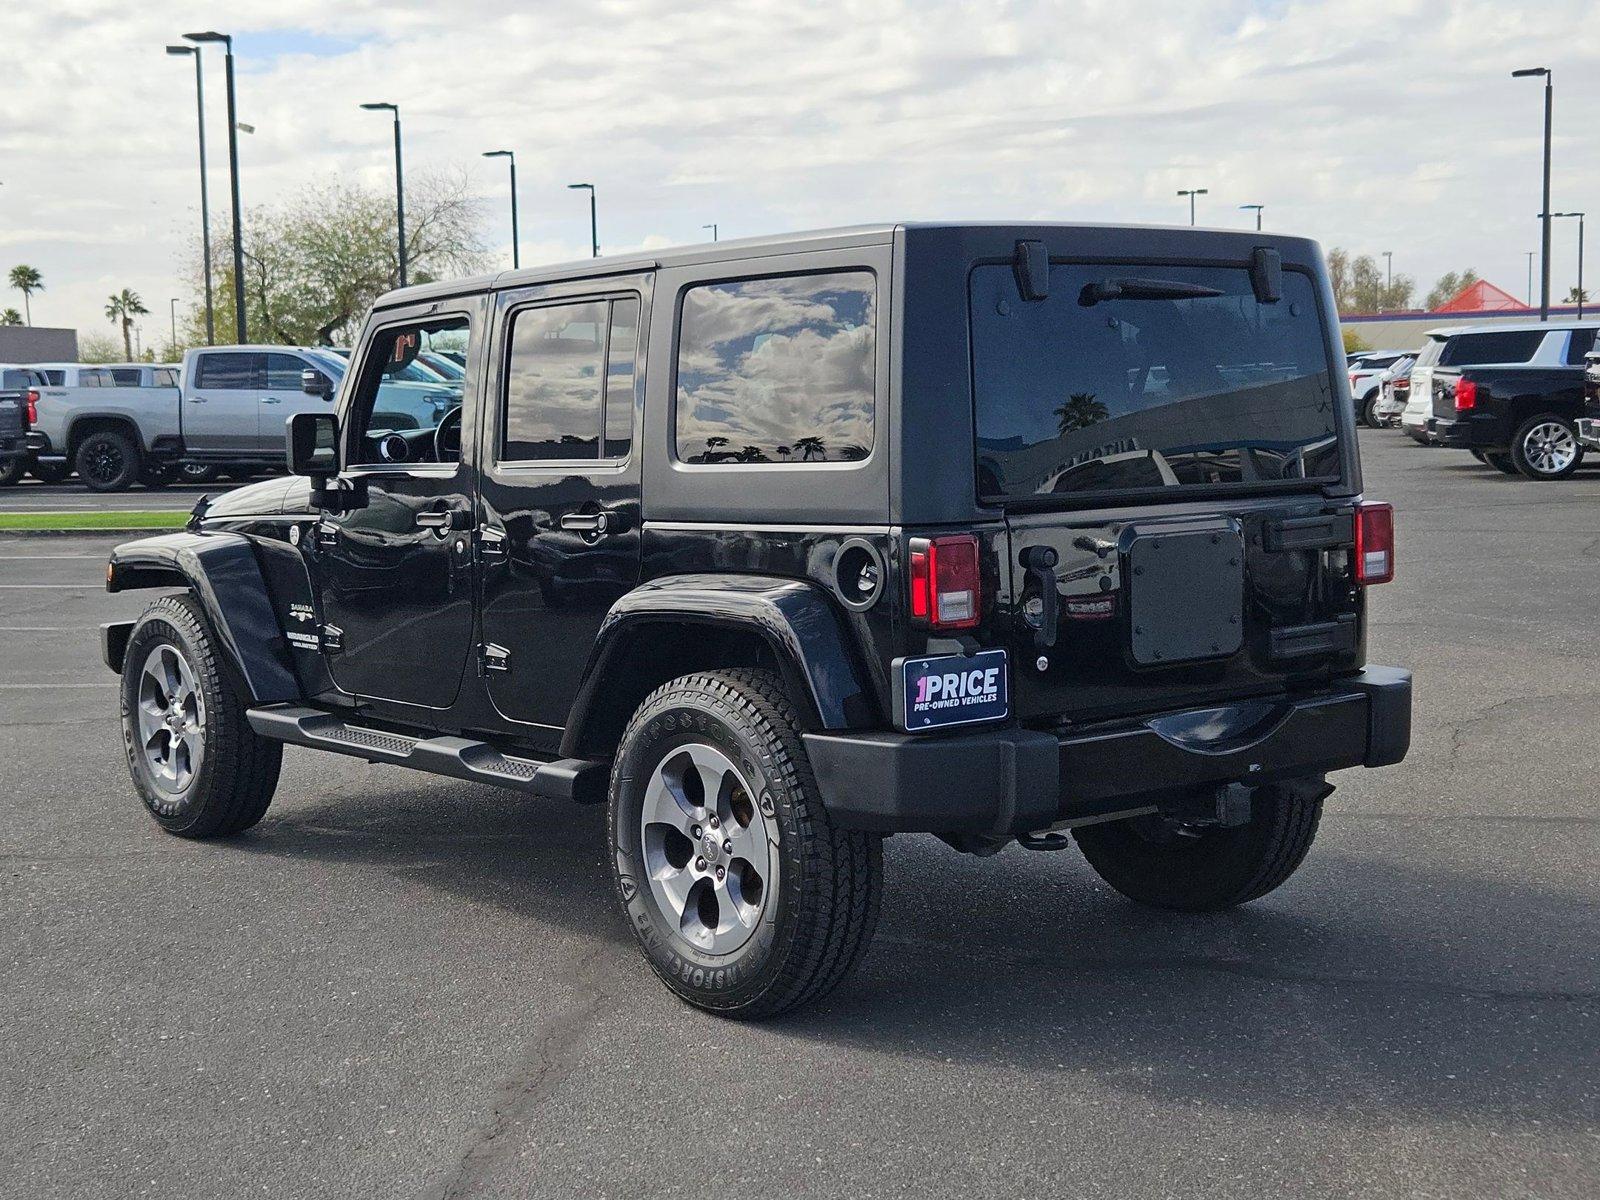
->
[608,669,882,1018]
[1509,413,1583,480]
[0,457,25,486]
[76,429,141,492]
[1073,779,1328,912]
[177,462,219,484]
[120,592,282,838]
[140,464,172,489]
[1361,391,1381,428]
[1482,450,1519,475]
[30,461,69,484]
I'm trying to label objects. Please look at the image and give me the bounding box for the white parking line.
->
[0,584,103,589]
[0,626,71,631]
[0,683,113,690]
[0,554,106,560]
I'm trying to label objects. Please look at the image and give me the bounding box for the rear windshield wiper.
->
[1078,278,1225,306]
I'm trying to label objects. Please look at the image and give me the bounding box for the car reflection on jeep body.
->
[100,223,1410,1018]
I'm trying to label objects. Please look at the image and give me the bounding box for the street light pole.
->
[1383,251,1393,292]
[1177,188,1208,226]
[1526,251,1536,305]
[1238,204,1263,231]
[363,103,406,287]
[169,298,178,350]
[166,44,214,345]
[702,223,718,241]
[1552,212,1585,319]
[1513,67,1553,321]
[185,31,246,340]
[482,151,519,269]
[568,183,598,256]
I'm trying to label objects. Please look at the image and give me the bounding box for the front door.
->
[309,303,482,711]
[476,279,647,740]
[259,351,327,454]
[186,350,262,453]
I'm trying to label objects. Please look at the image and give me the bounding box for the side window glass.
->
[604,298,639,458]
[110,368,141,386]
[675,271,875,465]
[152,368,178,388]
[194,354,256,389]
[501,300,607,462]
[1566,328,1597,364]
[347,316,471,465]
[264,353,308,391]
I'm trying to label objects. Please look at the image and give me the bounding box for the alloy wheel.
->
[1522,421,1577,476]
[640,743,774,954]
[135,643,205,796]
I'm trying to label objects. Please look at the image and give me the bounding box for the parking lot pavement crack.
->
[423,954,618,1200]
[1445,693,1574,767]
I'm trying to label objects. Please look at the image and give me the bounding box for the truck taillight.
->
[1354,501,1394,586]
[1454,378,1477,411]
[25,390,38,425]
[909,534,981,629]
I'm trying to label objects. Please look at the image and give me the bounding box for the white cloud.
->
[3,0,1598,340]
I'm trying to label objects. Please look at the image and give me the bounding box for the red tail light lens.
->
[1454,378,1477,411]
[25,390,39,424]
[908,534,981,629]
[1354,501,1394,585]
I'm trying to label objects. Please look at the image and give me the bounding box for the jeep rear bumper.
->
[803,666,1412,834]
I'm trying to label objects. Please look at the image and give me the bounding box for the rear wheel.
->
[75,428,141,492]
[1510,413,1583,480]
[608,669,881,1018]
[120,593,281,838]
[1482,449,1519,475]
[1074,779,1328,911]
[1361,391,1381,427]
[176,462,219,485]
[0,456,25,486]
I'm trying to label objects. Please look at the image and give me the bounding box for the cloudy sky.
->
[4,0,1598,345]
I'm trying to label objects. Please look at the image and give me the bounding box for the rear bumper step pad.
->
[246,703,608,804]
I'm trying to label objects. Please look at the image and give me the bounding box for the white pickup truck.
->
[26,347,462,491]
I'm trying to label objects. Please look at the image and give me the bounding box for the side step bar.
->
[246,703,609,804]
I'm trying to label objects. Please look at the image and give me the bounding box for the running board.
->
[246,703,608,804]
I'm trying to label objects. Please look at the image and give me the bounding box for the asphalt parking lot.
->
[2,430,1596,1199]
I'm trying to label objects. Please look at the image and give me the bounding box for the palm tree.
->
[8,265,43,326]
[105,289,149,360]
[0,308,22,327]
[794,435,826,461]
[1054,392,1109,436]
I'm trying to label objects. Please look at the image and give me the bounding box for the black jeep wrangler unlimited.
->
[101,224,1411,1017]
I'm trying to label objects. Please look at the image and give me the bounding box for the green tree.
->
[1054,392,1109,435]
[1326,248,1414,313]
[7,265,43,325]
[105,289,149,360]
[0,308,22,326]
[77,333,123,363]
[1565,286,1590,304]
[183,170,487,347]
[1424,269,1480,310]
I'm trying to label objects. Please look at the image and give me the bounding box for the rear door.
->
[186,351,262,452]
[969,257,1361,724]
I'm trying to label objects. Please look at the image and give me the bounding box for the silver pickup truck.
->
[26,347,461,491]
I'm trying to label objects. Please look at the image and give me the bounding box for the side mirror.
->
[301,368,332,399]
[286,411,338,478]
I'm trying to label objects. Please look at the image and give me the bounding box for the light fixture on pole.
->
[1238,203,1263,231]
[568,183,598,257]
[183,31,246,340]
[1512,67,1553,321]
[1177,188,1208,226]
[166,44,214,345]
[482,151,519,269]
[362,103,407,288]
[1551,211,1586,319]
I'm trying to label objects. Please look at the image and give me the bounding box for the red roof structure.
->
[1435,280,1529,313]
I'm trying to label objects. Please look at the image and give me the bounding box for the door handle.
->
[189,397,207,404]
[261,397,281,405]
[559,511,610,535]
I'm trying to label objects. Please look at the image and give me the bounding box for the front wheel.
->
[608,669,882,1018]
[1073,779,1329,911]
[1510,413,1583,480]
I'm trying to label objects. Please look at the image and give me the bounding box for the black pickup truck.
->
[1429,362,1588,479]
[0,372,35,485]
[1578,349,1600,455]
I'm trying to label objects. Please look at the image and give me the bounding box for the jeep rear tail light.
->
[909,534,981,629]
[1454,378,1478,411]
[25,390,39,425]
[1354,501,1394,585]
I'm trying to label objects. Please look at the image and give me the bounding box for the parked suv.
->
[100,224,1412,1017]
[1347,350,1410,426]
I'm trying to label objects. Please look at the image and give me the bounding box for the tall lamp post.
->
[1177,188,1208,226]
[183,31,245,341]
[362,103,407,287]
[169,298,179,351]
[1551,211,1585,319]
[568,183,598,257]
[165,44,214,344]
[1512,67,1553,321]
[1383,250,1394,295]
[702,223,718,242]
[1526,251,1536,305]
[1238,203,1263,231]
[482,150,519,269]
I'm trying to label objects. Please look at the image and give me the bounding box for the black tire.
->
[0,456,25,486]
[75,428,142,492]
[1469,449,1487,463]
[1073,779,1328,912]
[1482,449,1519,475]
[119,592,282,838]
[29,461,70,484]
[608,669,881,1018]
[140,464,172,490]
[176,462,219,485]
[1509,413,1584,480]
[1361,391,1381,428]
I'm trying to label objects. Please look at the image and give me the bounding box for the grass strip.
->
[0,511,188,531]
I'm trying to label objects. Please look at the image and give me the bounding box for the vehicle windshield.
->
[971,261,1340,501]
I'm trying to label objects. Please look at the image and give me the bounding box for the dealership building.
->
[1341,280,1590,350]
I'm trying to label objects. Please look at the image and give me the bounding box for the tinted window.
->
[42,370,64,386]
[152,368,178,388]
[195,353,258,389]
[82,369,114,387]
[502,300,606,461]
[1412,337,1448,368]
[971,262,1338,500]
[264,353,307,391]
[1440,330,1546,366]
[1565,328,1598,364]
[605,298,639,457]
[675,271,875,465]
[109,368,141,387]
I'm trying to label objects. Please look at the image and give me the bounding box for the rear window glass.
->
[971,262,1338,501]
[675,271,875,465]
[1439,330,1546,366]
[1566,328,1597,364]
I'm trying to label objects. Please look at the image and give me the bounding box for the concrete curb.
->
[0,526,180,539]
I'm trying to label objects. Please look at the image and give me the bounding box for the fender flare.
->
[562,574,879,757]
[105,530,300,704]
